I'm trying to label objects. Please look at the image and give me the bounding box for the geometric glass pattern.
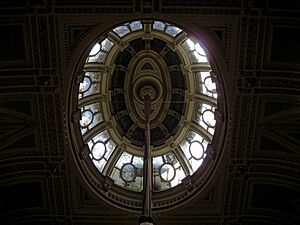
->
[78,20,218,192]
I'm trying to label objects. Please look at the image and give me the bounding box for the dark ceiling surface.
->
[111,38,186,147]
[0,0,300,225]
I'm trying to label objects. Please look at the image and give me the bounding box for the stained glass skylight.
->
[77,20,219,192]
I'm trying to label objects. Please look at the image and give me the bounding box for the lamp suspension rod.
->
[142,94,152,218]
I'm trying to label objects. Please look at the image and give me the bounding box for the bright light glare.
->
[203,110,216,127]
[195,43,206,55]
[92,142,106,160]
[192,51,208,62]
[89,43,100,56]
[190,141,204,159]
[185,39,195,50]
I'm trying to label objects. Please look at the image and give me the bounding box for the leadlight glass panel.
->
[153,21,165,31]
[194,103,216,135]
[87,49,106,63]
[183,39,208,63]
[80,110,93,127]
[153,152,185,191]
[190,141,204,160]
[132,156,144,169]
[89,43,100,56]
[113,25,130,37]
[180,131,208,172]
[92,130,109,143]
[129,21,143,31]
[195,71,217,98]
[86,38,114,63]
[78,72,102,99]
[165,25,182,37]
[111,151,143,191]
[100,38,114,52]
[91,142,106,160]
[153,155,169,190]
[79,103,103,135]
[160,164,175,181]
[121,163,136,182]
[115,151,132,168]
[153,21,182,37]
[183,38,195,51]
[79,76,91,93]
[87,131,117,173]
[190,51,208,63]
[195,43,206,55]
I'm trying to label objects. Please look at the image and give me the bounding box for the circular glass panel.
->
[202,110,216,127]
[204,77,216,93]
[189,141,204,160]
[160,164,175,181]
[80,110,93,127]
[121,163,136,182]
[92,142,106,160]
[79,76,91,93]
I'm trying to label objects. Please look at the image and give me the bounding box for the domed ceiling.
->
[73,19,223,208]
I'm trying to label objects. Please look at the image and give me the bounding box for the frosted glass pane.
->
[130,21,142,31]
[153,21,165,31]
[93,130,109,143]
[202,110,216,127]
[189,131,203,143]
[200,72,210,81]
[132,156,143,169]
[111,168,124,186]
[190,141,204,159]
[179,140,191,159]
[89,43,100,56]
[105,140,116,159]
[92,113,103,125]
[115,151,132,168]
[80,110,93,127]
[190,158,203,172]
[121,163,135,182]
[165,153,177,164]
[152,156,163,169]
[183,39,195,51]
[92,158,106,172]
[195,43,206,56]
[191,51,208,63]
[204,77,216,92]
[113,25,130,37]
[166,26,182,37]
[171,167,185,187]
[101,38,114,51]
[92,142,106,160]
[79,76,91,93]
[160,164,175,181]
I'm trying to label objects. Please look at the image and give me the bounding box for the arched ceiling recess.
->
[69,19,227,211]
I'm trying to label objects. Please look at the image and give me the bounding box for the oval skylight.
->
[77,20,219,193]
